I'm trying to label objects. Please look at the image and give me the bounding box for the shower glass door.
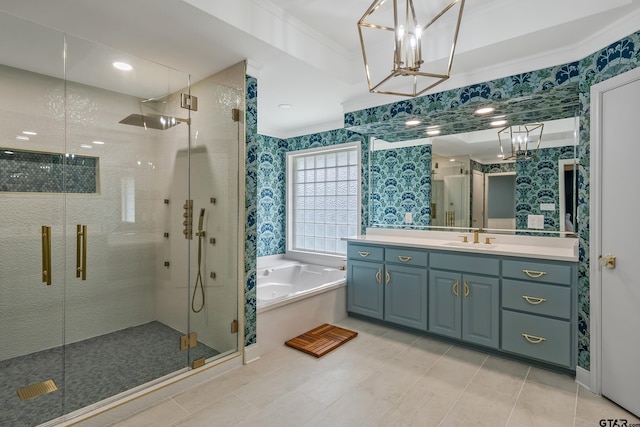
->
[62,35,193,413]
[186,63,244,365]
[0,14,67,426]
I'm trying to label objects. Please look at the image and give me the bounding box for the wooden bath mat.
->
[285,324,358,357]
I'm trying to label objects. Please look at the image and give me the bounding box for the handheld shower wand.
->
[192,208,205,313]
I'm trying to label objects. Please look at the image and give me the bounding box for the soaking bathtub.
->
[255,258,348,355]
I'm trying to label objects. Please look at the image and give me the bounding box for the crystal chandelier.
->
[358,0,465,97]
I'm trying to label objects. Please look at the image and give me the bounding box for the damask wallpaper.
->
[514,146,577,231]
[370,145,432,227]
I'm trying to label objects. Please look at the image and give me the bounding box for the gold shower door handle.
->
[76,224,87,280]
[41,226,52,285]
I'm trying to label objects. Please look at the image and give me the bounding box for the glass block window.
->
[287,142,361,255]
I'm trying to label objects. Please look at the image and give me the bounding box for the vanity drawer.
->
[501,310,571,367]
[385,247,428,267]
[430,252,499,276]
[347,244,384,262]
[502,259,572,285]
[502,280,571,319]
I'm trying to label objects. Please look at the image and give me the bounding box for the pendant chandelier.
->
[358,0,465,97]
[498,123,544,160]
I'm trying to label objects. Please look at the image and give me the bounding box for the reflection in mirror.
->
[370,116,578,235]
[351,84,580,237]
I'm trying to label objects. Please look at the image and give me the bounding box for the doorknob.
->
[598,254,616,269]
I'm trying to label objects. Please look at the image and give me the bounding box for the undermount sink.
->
[442,241,497,249]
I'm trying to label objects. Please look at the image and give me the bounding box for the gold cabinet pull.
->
[375,269,382,284]
[385,270,390,285]
[452,280,459,297]
[522,295,547,305]
[41,226,52,286]
[463,281,469,299]
[358,251,371,257]
[397,255,412,262]
[522,333,546,344]
[76,224,87,280]
[522,269,547,278]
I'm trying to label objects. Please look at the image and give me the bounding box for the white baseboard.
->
[243,343,260,364]
[576,366,592,391]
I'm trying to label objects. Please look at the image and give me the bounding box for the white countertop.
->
[344,228,579,262]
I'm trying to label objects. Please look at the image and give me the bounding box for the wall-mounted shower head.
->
[119,113,181,130]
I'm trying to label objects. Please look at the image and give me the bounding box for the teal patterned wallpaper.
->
[515,146,576,231]
[245,29,640,369]
[371,145,432,226]
[471,160,516,175]
[244,74,258,346]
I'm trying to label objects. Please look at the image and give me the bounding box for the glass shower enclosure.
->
[0,13,243,426]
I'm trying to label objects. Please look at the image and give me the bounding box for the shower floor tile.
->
[0,321,218,427]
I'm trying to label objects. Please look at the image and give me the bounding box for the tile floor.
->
[105,317,638,427]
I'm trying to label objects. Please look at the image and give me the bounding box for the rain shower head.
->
[119,113,182,130]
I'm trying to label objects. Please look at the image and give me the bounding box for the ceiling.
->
[0,0,639,139]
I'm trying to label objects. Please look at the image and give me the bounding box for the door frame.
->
[589,65,640,395]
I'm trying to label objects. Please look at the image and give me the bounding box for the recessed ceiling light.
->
[80,144,92,149]
[497,154,504,158]
[449,158,456,162]
[490,120,507,127]
[278,104,292,110]
[427,129,441,136]
[22,131,37,135]
[405,119,421,126]
[16,135,29,140]
[113,61,133,71]
[475,107,495,115]
[92,140,105,145]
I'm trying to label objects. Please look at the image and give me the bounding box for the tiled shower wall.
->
[245,29,640,368]
[0,150,97,193]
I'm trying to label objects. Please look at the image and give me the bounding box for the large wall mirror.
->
[349,85,579,236]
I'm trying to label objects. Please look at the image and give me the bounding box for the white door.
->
[592,67,640,417]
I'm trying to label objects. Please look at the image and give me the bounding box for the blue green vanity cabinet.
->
[501,259,576,368]
[429,252,500,349]
[346,241,578,370]
[347,243,428,330]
